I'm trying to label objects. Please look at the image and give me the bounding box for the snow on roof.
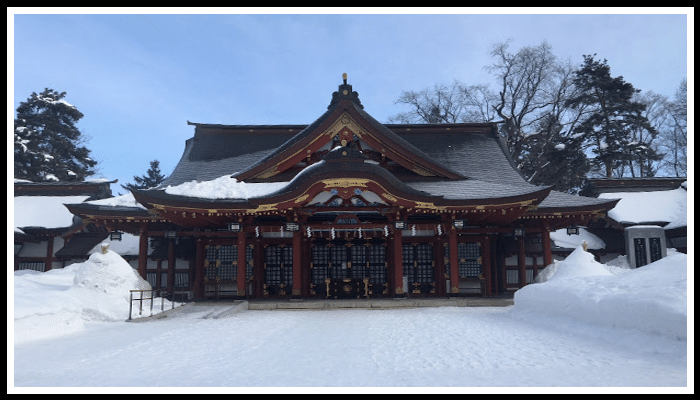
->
[88,232,152,256]
[14,195,90,232]
[163,175,289,199]
[599,186,687,228]
[550,227,606,250]
[86,192,146,209]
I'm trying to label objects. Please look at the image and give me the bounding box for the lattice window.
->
[264,245,293,287]
[204,245,238,281]
[459,242,481,277]
[174,272,189,288]
[368,244,387,286]
[311,244,329,286]
[17,261,45,272]
[506,269,520,285]
[403,243,434,285]
[330,245,348,278]
[445,242,482,278]
[146,272,157,287]
[350,245,367,279]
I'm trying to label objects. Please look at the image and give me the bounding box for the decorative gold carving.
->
[412,165,436,177]
[246,203,280,214]
[382,193,398,202]
[322,178,369,188]
[294,194,310,204]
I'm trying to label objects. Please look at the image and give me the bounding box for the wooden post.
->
[482,237,492,296]
[449,227,459,295]
[45,236,54,271]
[542,228,552,267]
[518,236,527,288]
[138,227,148,279]
[393,228,404,297]
[237,231,247,298]
[194,239,204,299]
[292,228,302,299]
[167,239,175,294]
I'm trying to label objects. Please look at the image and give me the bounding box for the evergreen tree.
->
[14,88,97,181]
[565,55,660,177]
[122,160,166,191]
[520,114,590,193]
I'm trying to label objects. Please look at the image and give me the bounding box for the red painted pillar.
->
[194,239,204,299]
[292,229,302,299]
[167,239,175,293]
[393,228,404,297]
[482,238,492,296]
[237,231,247,299]
[449,227,459,295]
[138,227,148,279]
[518,236,527,288]
[45,236,54,271]
[542,228,552,267]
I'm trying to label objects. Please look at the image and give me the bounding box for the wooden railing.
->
[128,289,189,320]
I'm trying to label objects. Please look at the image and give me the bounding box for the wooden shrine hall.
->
[66,75,618,300]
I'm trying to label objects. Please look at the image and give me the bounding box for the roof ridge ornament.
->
[329,72,363,109]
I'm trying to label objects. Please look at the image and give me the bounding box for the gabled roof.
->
[66,77,618,227]
[232,80,465,182]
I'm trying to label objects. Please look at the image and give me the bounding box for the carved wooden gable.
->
[235,104,465,183]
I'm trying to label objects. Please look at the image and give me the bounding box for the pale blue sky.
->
[10,10,690,194]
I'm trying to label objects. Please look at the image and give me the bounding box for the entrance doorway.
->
[310,238,388,298]
[403,243,436,295]
[263,245,293,296]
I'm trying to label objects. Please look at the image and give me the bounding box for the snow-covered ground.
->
[11,246,690,391]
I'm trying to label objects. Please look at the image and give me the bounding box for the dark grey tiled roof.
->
[158,111,613,210]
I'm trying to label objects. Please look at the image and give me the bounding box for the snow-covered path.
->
[13,306,686,388]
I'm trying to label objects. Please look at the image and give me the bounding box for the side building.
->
[66,77,618,300]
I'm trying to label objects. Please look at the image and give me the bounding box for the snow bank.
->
[513,245,687,340]
[13,250,151,344]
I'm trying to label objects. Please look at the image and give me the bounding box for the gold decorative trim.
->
[322,178,369,188]
[294,194,310,203]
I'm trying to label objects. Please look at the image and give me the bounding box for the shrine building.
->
[66,75,619,300]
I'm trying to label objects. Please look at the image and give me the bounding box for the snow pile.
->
[13,250,151,344]
[513,245,687,340]
[164,175,289,199]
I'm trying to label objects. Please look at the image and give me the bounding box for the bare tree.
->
[487,40,559,164]
[388,81,496,124]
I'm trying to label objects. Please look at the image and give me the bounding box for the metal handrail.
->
[128,289,189,320]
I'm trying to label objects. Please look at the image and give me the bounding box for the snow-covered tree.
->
[14,88,97,181]
[122,159,167,191]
